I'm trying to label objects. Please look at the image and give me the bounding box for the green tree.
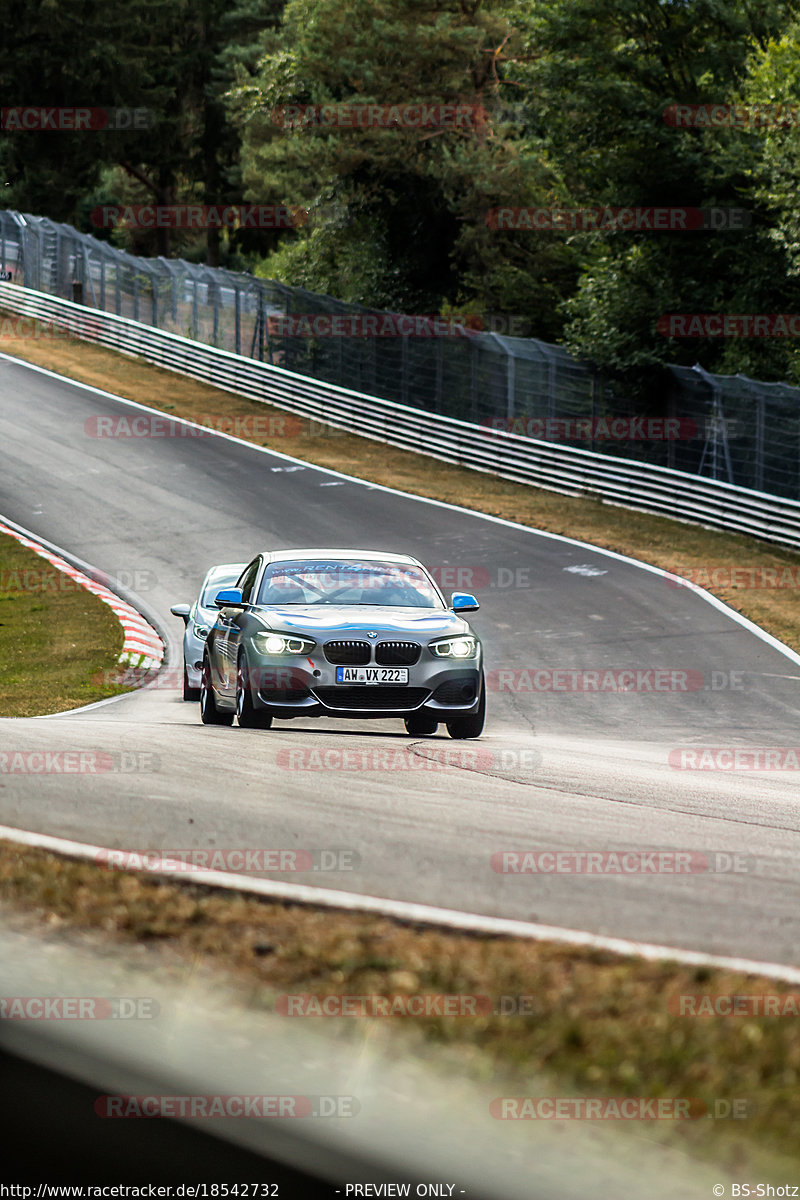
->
[513,0,800,387]
[234,0,574,326]
[0,0,172,220]
[0,0,282,264]
[740,25,800,272]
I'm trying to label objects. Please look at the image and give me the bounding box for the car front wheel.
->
[200,654,234,726]
[404,713,438,736]
[236,653,273,729]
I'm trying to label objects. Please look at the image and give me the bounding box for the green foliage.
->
[234,0,574,321]
[0,0,282,262]
[7,0,800,387]
[522,0,800,388]
[740,24,800,274]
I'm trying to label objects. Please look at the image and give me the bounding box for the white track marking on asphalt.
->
[3,350,797,668]
[1,820,800,983]
[4,351,800,964]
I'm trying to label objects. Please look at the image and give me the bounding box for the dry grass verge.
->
[1,841,799,1179]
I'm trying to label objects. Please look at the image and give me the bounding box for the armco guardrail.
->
[4,279,800,552]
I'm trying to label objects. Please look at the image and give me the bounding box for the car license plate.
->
[335,667,408,684]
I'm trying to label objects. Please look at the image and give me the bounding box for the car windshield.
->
[200,573,239,607]
[256,559,442,607]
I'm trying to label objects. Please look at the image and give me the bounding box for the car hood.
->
[250,605,473,638]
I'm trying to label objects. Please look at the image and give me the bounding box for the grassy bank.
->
[0,529,128,716]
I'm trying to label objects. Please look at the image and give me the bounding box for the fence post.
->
[754,387,765,493]
[696,371,734,484]
[212,280,220,346]
[506,347,516,424]
[54,228,61,295]
[401,333,409,405]
[547,346,556,420]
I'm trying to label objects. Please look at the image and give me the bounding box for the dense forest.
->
[4,0,800,392]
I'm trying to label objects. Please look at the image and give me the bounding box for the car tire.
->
[236,653,273,729]
[200,654,234,726]
[404,713,438,736]
[183,664,201,702]
[446,674,485,740]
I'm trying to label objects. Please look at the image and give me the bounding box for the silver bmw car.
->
[200,549,485,738]
[170,562,247,700]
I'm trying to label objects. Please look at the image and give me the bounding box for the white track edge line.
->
[1,822,799,983]
[3,352,800,972]
[3,349,799,671]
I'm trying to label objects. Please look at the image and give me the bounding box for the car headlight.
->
[192,623,211,640]
[430,635,478,659]
[253,631,316,655]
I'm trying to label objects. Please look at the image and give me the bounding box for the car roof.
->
[262,549,424,566]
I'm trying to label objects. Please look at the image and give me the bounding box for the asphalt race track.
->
[2,353,800,965]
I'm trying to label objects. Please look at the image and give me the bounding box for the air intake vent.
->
[314,686,429,711]
[323,640,371,665]
[432,679,477,705]
[375,641,420,666]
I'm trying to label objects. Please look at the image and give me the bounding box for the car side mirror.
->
[451,591,479,613]
[214,587,244,608]
[170,603,191,625]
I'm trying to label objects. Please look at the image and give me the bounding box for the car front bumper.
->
[243,646,483,720]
